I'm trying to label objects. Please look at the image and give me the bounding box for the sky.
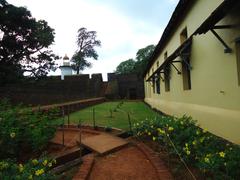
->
[8,0,179,80]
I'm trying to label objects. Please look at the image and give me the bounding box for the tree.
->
[71,27,101,74]
[115,44,155,75]
[0,0,58,84]
[134,44,155,75]
[115,59,135,74]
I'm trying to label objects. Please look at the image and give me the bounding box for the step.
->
[81,134,128,155]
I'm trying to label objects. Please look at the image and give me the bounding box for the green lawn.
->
[63,101,158,130]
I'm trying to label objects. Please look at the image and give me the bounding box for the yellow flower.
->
[148,132,151,136]
[18,164,24,173]
[186,150,191,155]
[200,137,205,143]
[157,128,165,135]
[42,159,48,166]
[168,127,174,131]
[219,152,225,158]
[196,130,200,135]
[204,157,210,163]
[10,132,16,138]
[32,159,38,165]
[152,136,156,141]
[48,162,52,167]
[28,175,33,180]
[185,143,189,147]
[35,169,45,176]
[192,140,197,145]
[206,154,211,158]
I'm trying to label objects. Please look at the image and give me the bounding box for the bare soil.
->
[88,145,159,180]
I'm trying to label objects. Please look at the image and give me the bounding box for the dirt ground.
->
[88,146,159,180]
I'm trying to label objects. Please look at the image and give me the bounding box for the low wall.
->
[34,97,106,116]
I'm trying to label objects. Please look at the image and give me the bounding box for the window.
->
[236,39,240,86]
[156,75,160,94]
[180,28,191,90]
[180,28,188,44]
[156,61,160,94]
[152,78,155,93]
[182,58,191,90]
[164,52,170,92]
[151,68,155,93]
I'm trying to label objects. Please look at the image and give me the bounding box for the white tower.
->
[59,54,72,80]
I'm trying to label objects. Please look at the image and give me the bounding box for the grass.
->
[59,101,158,130]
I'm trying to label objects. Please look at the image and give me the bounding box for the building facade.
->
[106,73,144,99]
[144,0,240,144]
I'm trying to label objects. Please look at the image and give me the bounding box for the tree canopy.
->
[115,59,135,74]
[71,27,101,74]
[115,44,155,75]
[0,0,58,84]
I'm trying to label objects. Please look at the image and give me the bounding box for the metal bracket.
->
[157,73,164,82]
[213,24,240,29]
[172,60,181,63]
[210,29,232,53]
[172,58,192,71]
[170,63,181,74]
[181,58,192,71]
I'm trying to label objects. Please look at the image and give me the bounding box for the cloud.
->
[7,0,176,80]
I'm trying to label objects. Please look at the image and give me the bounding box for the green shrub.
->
[133,115,240,179]
[0,99,58,159]
[0,157,56,180]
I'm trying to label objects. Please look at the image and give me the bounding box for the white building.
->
[59,54,73,80]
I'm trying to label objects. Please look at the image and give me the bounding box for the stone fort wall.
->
[0,73,144,106]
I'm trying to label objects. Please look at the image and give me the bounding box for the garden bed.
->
[132,115,240,179]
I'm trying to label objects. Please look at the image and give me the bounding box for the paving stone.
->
[81,133,128,155]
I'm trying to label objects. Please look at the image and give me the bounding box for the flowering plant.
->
[0,99,58,159]
[0,157,56,179]
[133,115,240,179]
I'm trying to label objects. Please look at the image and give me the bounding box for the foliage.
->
[134,44,155,75]
[71,27,101,74]
[133,115,240,179]
[115,59,135,74]
[115,44,155,75]
[0,157,56,180]
[0,0,58,85]
[0,99,58,159]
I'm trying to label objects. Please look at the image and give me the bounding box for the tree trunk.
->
[77,67,80,74]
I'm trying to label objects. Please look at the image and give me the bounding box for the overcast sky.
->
[8,0,178,80]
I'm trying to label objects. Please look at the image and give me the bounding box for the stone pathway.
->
[81,133,128,155]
